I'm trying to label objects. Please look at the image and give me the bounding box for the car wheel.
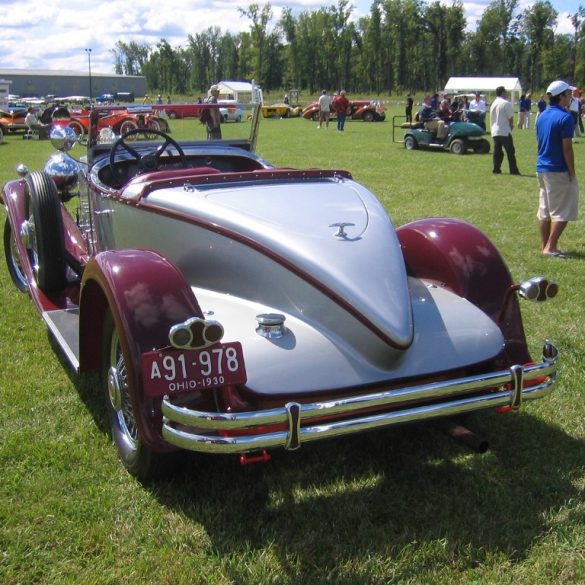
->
[22,171,67,292]
[450,139,466,155]
[68,120,85,137]
[363,111,375,122]
[3,218,29,293]
[0,126,3,145]
[404,135,417,150]
[120,120,138,137]
[236,115,241,123]
[103,310,180,479]
[477,139,490,154]
[312,111,319,122]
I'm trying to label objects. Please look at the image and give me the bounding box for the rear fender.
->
[397,218,530,363]
[78,249,204,448]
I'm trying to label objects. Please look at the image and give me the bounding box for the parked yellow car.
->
[260,103,302,118]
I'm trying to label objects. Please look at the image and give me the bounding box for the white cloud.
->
[0,0,579,73]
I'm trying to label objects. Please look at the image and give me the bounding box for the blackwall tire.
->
[23,171,67,292]
[102,310,181,480]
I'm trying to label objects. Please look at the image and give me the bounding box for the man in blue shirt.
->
[536,80,580,258]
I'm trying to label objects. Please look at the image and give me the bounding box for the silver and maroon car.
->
[2,103,559,479]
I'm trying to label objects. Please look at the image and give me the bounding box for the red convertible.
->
[66,106,170,138]
[303,99,386,122]
[2,103,559,479]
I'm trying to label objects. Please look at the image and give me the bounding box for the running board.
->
[42,309,80,371]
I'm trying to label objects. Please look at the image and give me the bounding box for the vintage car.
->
[303,99,386,122]
[151,103,206,119]
[260,103,302,118]
[218,100,245,122]
[2,102,559,479]
[66,106,170,138]
[0,108,28,133]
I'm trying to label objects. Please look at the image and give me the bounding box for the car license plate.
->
[142,342,247,398]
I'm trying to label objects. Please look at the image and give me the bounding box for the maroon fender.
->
[397,218,531,364]
[78,249,204,449]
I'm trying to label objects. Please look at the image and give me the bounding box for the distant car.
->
[67,107,170,137]
[0,108,28,133]
[260,103,302,118]
[219,100,245,122]
[1,102,560,481]
[152,103,206,119]
[303,99,386,122]
[95,94,115,104]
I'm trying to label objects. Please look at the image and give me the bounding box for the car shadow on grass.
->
[53,330,582,582]
[146,411,581,582]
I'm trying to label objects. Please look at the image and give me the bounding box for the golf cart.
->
[393,115,490,155]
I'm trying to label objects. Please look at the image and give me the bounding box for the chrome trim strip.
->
[161,342,558,454]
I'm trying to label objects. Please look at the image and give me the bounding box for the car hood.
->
[145,176,414,348]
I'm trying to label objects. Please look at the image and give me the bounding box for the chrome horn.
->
[519,276,559,302]
[169,317,224,349]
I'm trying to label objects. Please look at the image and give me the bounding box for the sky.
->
[0,0,581,74]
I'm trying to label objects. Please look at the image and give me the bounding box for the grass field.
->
[0,109,583,584]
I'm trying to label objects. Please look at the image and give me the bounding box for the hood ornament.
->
[329,222,355,239]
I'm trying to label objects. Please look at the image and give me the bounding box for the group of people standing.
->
[317,89,350,131]
[414,81,578,257]
[487,82,578,257]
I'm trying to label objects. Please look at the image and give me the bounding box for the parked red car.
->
[303,99,386,122]
[66,107,170,137]
[151,103,206,119]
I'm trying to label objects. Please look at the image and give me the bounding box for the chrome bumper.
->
[161,341,558,454]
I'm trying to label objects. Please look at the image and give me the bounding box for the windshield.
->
[88,103,260,151]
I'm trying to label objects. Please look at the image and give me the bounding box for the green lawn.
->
[0,110,583,584]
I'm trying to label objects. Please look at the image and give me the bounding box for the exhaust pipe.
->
[439,420,489,454]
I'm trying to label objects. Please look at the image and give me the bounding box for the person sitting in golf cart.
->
[417,96,449,140]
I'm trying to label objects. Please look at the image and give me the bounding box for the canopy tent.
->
[443,77,523,106]
[215,81,263,104]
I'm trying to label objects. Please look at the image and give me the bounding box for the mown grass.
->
[0,109,583,584]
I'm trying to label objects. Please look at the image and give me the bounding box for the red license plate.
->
[142,342,247,398]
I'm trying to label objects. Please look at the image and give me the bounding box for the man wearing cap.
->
[536,80,579,258]
[202,84,222,140]
[490,86,520,175]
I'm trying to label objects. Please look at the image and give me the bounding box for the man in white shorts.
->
[536,80,580,258]
[318,90,331,129]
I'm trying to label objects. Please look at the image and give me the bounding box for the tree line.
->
[111,0,585,97]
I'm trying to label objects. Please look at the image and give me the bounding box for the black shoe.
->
[510,170,521,175]
[492,170,502,174]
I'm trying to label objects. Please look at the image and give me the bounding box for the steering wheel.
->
[109,128,187,186]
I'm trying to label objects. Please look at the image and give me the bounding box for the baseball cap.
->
[546,80,576,96]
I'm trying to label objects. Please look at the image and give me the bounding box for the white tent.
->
[215,80,263,104]
[444,77,523,106]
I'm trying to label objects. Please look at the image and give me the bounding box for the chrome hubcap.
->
[108,366,122,411]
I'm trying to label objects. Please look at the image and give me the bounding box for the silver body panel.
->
[90,172,506,396]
